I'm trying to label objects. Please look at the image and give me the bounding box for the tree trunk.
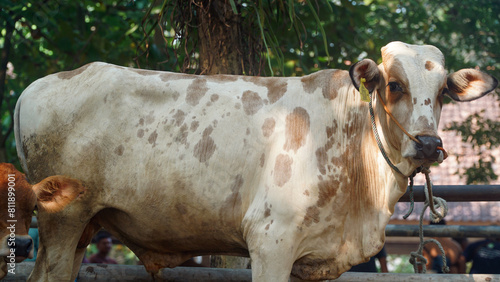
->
[195,0,243,75]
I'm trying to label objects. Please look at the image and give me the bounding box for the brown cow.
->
[0,163,84,279]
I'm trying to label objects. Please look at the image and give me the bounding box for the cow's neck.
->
[371,91,410,209]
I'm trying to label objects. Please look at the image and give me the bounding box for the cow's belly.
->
[93,205,249,256]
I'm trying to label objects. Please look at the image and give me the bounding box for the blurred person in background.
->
[89,233,117,264]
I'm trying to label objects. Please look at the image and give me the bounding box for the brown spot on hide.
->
[139,118,145,126]
[264,203,271,217]
[266,79,287,103]
[273,154,293,187]
[384,58,409,89]
[302,206,320,227]
[137,129,144,138]
[261,118,276,138]
[424,98,431,105]
[315,147,328,175]
[317,176,340,207]
[211,94,219,102]
[284,107,310,152]
[186,78,208,106]
[301,70,344,100]
[260,153,266,168]
[173,110,186,127]
[190,120,199,132]
[57,64,90,80]
[416,116,432,130]
[193,126,216,163]
[303,190,310,196]
[326,122,337,139]
[114,145,124,156]
[148,130,158,147]
[211,74,239,82]
[425,61,434,71]
[241,76,287,104]
[241,90,264,115]
[413,98,417,105]
[175,124,189,145]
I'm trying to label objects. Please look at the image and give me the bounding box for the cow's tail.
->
[14,94,28,174]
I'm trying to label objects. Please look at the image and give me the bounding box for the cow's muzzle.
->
[14,237,33,258]
[414,135,444,162]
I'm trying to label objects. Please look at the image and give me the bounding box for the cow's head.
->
[0,163,36,279]
[0,163,85,279]
[349,41,498,176]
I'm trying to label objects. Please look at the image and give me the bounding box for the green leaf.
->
[305,0,331,64]
[229,0,238,14]
[125,24,139,36]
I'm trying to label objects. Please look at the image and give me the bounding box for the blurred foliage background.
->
[1,0,499,184]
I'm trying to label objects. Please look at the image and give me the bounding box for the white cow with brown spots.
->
[15,41,497,281]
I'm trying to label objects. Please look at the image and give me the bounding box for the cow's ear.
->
[349,59,381,93]
[32,176,86,213]
[447,69,498,102]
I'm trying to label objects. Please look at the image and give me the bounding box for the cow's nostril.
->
[415,135,443,160]
[14,237,33,257]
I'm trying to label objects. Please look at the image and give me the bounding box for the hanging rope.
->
[403,175,415,219]
[407,169,449,274]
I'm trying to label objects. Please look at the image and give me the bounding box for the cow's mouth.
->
[2,254,28,264]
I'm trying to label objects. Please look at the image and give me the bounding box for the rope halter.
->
[366,83,448,178]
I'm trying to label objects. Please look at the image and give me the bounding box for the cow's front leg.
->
[247,233,298,282]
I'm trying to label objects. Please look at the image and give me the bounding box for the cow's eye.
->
[388,82,404,93]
